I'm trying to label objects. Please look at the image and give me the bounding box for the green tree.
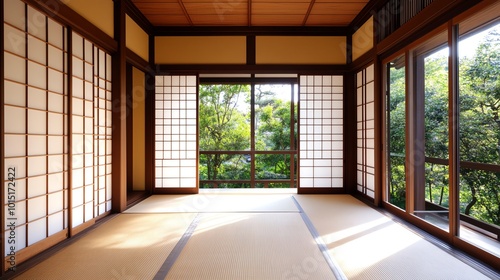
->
[459,29,500,225]
[199,84,251,182]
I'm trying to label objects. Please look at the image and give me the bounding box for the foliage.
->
[199,84,295,188]
[387,29,500,226]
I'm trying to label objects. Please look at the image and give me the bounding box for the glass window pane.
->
[459,21,500,257]
[386,54,406,210]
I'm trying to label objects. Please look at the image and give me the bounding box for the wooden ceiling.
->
[131,0,370,27]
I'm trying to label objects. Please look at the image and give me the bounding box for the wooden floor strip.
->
[153,213,201,280]
[292,196,348,280]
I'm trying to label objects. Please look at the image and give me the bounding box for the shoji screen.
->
[71,32,112,228]
[93,47,112,217]
[299,75,343,188]
[155,75,198,190]
[3,1,69,254]
[356,64,375,198]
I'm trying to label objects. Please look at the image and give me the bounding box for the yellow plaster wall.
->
[155,36,246,64]
[256,36,346,64]
[62,0,114,38]
[352,16,374,61]
[126,15,149,62]
[132,67,146,190]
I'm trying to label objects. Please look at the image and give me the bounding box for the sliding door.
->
[154,75,198,193]
[2,0,113,268]
[298,75,344,193]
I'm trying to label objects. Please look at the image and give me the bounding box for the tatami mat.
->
[164,213,336,280]
[125,194,299,213]
[15,213,197,280]
[293,194,491,280]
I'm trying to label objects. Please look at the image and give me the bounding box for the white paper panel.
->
[48,155,64,173]
[47,113,64,135]
[28,109,46,134]
[48,212,64,236]
[27,175,46,198]
[28,61,47,89]
[72,77,83,98]
[4,80,26,106]
[4,135,26,157]
[27,195,46,221]
[72,168,84,188]
[72,32,83,59]
[48,92,64,113]
[28,87,46,110]
[84,203,93,222]
[4,52,26,83]
[4,178,26,202]
[48,173,64,193]
[48,18,63,48]
[5,157,26,179]
[48,68,64,94]
[28,156,46,177]
[28,135,46,156]
[72,206,84,228]
[27,6,46,40]
[48,192,64,214]
[48,136,64,155]
[72,186,84,207]
[28,35,46,64]
[4,24,26,56]
[4,0,25,29]
[27,218,46,246]
[4,106,26,134]
[366,64,374,82]
[72,57,83,79]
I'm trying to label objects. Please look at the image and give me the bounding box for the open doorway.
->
[198,78,298,190]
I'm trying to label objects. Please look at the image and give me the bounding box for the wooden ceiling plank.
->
[252,3,311,15]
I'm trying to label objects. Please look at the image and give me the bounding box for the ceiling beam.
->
[302,0,316,26]
[248,0,252,27]
[178,0,193,26]
[154,26,349,36]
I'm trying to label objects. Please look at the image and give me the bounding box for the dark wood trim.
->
[67,28,74,238]
[373,57,382,206]
[0,0,5,273]
[247,0,252,27]
[346,33,353,64]
[377,0,483,59]
[350,0,385,33]
[144,34,155,195]
[23,0,117,53]
[111,0,128,213]
[126,64,133,192]
[343,73,356,194]
[153,26,349,36]
[122,0,153,34]
[156,64,348,75]
[126,48,149,73]
[153,188,198,195]
[297,188,347,195]
[3,230,67,271]
[349,49,376,72]
[246,36,256,65]
[448,22,460,241]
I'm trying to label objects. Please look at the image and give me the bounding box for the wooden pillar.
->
[112,0,127,212]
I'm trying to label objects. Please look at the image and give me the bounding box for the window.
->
[459,20,500,256]
[385,54,406,209]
